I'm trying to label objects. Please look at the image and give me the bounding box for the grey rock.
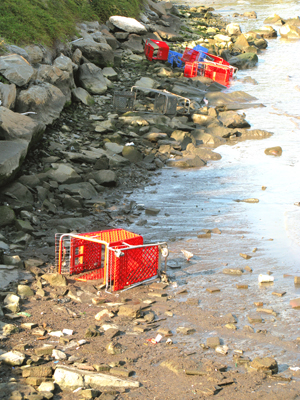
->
[0,54,35,86]
[122,146,143,163]
[0,106,45,143]
[24,45,43,64]
[72,87,95,106]
[104,142,124,154]
[279,24,300,39]
[123,34,144,54]
[185,143,221,161]
[229,53,258,69]
[59,182,98,199]
[47,163,81,184]
[166,155,206,168]
[102,67,118,81]
[0,82,16,109]
[72,38,114,68]
[218,111,251,128]
[53,365,139,389]
[90,170,117,187]
[109,16,147,34]
[79,63,108,95]
[0,351,25,366]
[36,64,74,98]
[4,181,34,202]
[0,206,15,227]
[16,83,67,125]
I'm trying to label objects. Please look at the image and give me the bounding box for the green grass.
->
[0,0,144,45]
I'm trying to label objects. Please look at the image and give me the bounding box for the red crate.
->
[144,39,169,61]
[201,61,231,85]
[184,62,198,78]
[108,244,160,291]
[204,52,230,66]
[181,47,201,63]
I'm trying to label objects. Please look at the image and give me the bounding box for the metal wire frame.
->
[56,233,168,292]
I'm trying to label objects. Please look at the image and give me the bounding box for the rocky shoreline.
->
[1,1,300,399]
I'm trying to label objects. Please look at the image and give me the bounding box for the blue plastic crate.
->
[193,45,208,61]
[167,50,183,68]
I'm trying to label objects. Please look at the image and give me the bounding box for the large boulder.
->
[58,182,98,199]
[0,206,15,227]
[122,146,143,163]
[252,26,278,38]
[228,53,258,69]
[72,39,114,68]
[0,83,16,109]
[47,163,81,184]
[166,154,205,168]
[109,16,147,34]
[0,106,45,143]
[78,63,108,95]
[0,140,28,187]
[36,54,75,98]
[72,87,95,106]
[218,111,251,128]
[279,24,300,39]
[0,54,35,87]
[15,83,67,125]
[148,0,167,17]
[89,170,117,186]
[24,45,43,64]
[122,34,144,54]
[233,34,250,51]
[185,143,221,161]
[190,130,226,147]
[226,23,242,36]
[170,130,196,150]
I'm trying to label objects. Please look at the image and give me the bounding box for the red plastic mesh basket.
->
[108,244,159,291]
[181,47,201,63]
[144,39,169,61]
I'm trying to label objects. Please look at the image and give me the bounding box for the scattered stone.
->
[42,273,68,287]
[239,253,252,260]
[206,287,220,293]
[176,327,195,335]
[38,382,55,393]
[197,233,211,239]
[236,284,248,289]
[106,342,123,355]
[223,268,243,275]
[247,315,263,324]
[206,337,220,349]
[0,350,25,365]
[294,277,300,284]
[118,305,141,319]
[22,366,53,378]
[264,146,282,156]
[225,323,237,330]
[272,291,286,297]
[290,298,300,309]
[250,357,278,374]
[244,266,253,272]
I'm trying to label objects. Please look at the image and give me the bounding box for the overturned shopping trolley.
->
[113,86,190,115]
[55,229,168,292]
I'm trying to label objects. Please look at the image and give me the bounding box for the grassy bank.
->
[0,0,144,45]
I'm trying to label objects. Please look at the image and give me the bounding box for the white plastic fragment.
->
[258,274,274,283]
[63,329,73,335]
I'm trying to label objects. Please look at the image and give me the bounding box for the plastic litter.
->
[144,39,169,61]
[215,345,229,355]
[258,274,274,283]
[147,334,163,344]
[62,329,73,335]
[55,229,168,292]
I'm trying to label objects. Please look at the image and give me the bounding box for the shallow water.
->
[130,0,300,265]
[124,0,300,366]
